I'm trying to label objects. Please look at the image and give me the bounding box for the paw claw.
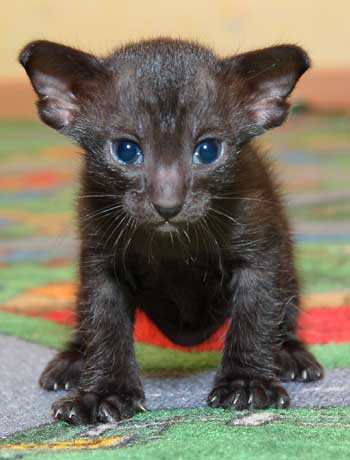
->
[52,390,145,425]
[137,403,147,412]
[208,379,289,410]
[276,344,323,382]
[233,393,240,405]
[278,397,286,408]
[100,407,115,423]
[65,382,70,391]
[54,408,62,419]
[39,351,83,392]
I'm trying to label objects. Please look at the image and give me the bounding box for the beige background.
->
[1,0,349,116]
[1,0,349,79]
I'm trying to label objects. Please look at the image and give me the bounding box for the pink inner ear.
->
[39,96,76,130]
[247,73,295,129]
[34,70,76,101]
[33,71,78,130]
[249,98,286,129]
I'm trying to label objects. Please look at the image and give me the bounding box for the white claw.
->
[101,407,114,423]
[54,409,62,418]
[65,382,70,391]
[53,382,58,391]
[248,393,253,405]
[69,408,77,419]
[210,395,218,403]
[233,393,240,405]
[138,403,147,412]
[290,372,296,380]
[301,370,308,380]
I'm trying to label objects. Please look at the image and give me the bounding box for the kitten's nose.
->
[153,202,183,220]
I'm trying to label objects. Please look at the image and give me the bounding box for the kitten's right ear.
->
[19,40,105,131]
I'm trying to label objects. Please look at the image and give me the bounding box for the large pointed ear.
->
[19,40,106,131]
[221,45,310,134]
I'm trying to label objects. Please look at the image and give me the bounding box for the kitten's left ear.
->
[221,45,310,133]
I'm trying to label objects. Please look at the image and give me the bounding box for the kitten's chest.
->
[124,254,232,346]
[129,251,227,295]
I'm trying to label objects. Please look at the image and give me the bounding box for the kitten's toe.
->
[52,394,86,425]
[39,351,83,391]
[96,395,146,423]
[52,391,146,425]
[276,342,323,382]
[208,378,289,410]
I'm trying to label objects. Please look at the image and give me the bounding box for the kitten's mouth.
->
[156,221,177,232]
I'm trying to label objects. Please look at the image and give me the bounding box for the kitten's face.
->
[20,39,309,232]
[81,54,237,231]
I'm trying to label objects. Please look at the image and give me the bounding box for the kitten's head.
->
[19,38,309,232]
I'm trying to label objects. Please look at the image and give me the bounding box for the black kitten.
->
[19,38,323,424]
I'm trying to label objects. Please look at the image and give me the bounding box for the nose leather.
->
[153,202,182,220]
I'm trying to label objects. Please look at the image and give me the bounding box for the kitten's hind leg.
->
[39,335,84,391]
[276,338,323,382]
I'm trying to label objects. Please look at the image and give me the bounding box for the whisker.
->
[80,203,124,224]
[208,207,243,226]
[104,212,129,249]
[211,195,275,205]
[78,194,124,199]
[122,216,136,274]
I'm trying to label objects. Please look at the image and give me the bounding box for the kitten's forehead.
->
[109,40,217,98]
[108,39,217,76]
[106,40,220,134]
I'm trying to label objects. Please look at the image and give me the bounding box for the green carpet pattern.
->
[2,408,350,460]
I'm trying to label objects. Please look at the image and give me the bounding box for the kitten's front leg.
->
[208,267,289,410]
[52,267,145,425]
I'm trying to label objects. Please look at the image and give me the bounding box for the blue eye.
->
[193,139,222,164]
[111,140,143,164]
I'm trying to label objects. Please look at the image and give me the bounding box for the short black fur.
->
[19,38,323,424]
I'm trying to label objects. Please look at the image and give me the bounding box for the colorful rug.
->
[0,114,350,459]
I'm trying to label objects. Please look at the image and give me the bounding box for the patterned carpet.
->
[0,114,350,459]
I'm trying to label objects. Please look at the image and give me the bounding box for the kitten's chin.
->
[156,222,178,233]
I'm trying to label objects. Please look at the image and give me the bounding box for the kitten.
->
[19,38,323,424]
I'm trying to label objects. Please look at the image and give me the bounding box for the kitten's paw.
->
[208,378,290,410]
[52,391,146,425]
[39,351,83,391]
[276,343,323,382]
